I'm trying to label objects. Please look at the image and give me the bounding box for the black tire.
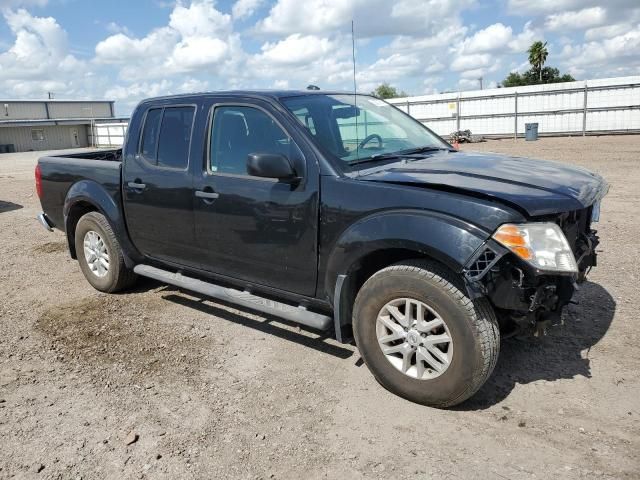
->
[353,260,499,408]
[74,211,137,293]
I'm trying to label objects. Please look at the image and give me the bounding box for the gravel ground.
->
[0,136,639,479]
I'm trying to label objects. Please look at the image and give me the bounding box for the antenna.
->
[351,20,357,96]
[351,20,359,163]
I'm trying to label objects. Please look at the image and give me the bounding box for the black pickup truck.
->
[36,91,608,407]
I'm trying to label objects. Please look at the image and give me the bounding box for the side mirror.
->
[247,153,297,181]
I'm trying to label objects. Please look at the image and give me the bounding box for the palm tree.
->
[528,41,548,82]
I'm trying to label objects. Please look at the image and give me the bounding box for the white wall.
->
[388,76,640,137]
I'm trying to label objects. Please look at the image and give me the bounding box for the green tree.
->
[371,83,408,99]
[502,67,575,87]
[502,72,527,87]
[502,42,575,87]
[528,41,549,82]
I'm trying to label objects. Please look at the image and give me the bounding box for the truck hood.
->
[357,150,608,217]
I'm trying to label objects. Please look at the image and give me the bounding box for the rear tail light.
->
[35,164,42,198]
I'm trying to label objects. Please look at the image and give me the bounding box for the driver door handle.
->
[195,190,219,200]
[127,181,146,190]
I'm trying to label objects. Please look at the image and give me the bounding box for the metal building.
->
[0,99,124,153]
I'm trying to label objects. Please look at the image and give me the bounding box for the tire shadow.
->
[456,281,616,410]
[0,200,23,213]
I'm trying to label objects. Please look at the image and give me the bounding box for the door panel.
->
[123,105,198,264]
[70,127,80,147]
[193,101,319,296]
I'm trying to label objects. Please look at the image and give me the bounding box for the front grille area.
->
[466,249,497,279]
[558,207,591,254]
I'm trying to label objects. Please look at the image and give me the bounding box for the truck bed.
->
[37,150,123,230]
[50,148,123,162]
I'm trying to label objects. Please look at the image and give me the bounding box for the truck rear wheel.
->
[74,211,137,293]
[353,260,499,408]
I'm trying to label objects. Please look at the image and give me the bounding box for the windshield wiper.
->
[349,145,453,166]
[349,152,415,166]
[398,146,453,155]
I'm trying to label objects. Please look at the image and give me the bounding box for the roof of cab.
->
[140,89,360,104]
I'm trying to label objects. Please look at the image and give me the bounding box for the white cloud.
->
[105,80,173,102]
[0,0,47,9]
[177,77,210,93]
[545,7,607,31]
[384,21,468,54]
[95,28,178,64]
[356,52,423,91]
[246,33,353,90]
[460,23,513,54]
[450,53,492,72]
[256,0,359,35]
[458,78,482,90]
[258,34,337,66]
[256,0,473,37]
[168,0,231,38]
[584,22,634,41]
[507,21,540,52]
[232,0,262,19]
[425,60,445,73]
[4,0,639,114]
[422,76,442,95]
[105,22,133,36]
[0,9,89,97]
[560,28,640,71]
[508,0,592,15]
[94,0,238,82]
[166,36,229,71]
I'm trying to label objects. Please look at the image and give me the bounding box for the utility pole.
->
[47,92,54,99]
[478,77,483,90]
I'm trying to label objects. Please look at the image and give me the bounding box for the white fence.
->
[388,76,640,138]
[92,122,128,147]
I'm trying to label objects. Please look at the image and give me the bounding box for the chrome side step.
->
[133,264,332,331]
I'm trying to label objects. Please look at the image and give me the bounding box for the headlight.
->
[492,223,578,273]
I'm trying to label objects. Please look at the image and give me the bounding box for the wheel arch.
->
[326,211,489,340]
[63,180,140,266]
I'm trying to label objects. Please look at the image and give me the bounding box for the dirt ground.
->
[0,137,638,479]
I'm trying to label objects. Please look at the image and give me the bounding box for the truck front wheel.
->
[353,260,499,408]
[74,211,137,293]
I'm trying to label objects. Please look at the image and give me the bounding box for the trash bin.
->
[6,144,15,153]
[525,123,539,141]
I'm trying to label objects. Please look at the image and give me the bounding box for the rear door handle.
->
[127,182,146,190]
[195,190,219,200]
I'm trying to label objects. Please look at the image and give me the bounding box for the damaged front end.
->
[464,206,600,337]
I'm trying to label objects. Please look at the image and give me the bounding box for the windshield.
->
[281,94,450,169]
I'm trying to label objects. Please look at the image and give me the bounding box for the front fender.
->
[63,180,140,266]
[324,209,489,301]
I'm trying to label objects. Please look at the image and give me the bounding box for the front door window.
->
[209,105,292,176]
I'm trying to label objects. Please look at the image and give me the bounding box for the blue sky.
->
[0,0,639,115]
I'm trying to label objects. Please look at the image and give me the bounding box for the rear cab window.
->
[139,105,195,169]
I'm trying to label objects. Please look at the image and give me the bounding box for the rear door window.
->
[140,108,162,162]
[139,106,195,169]
[157,106,195,169]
